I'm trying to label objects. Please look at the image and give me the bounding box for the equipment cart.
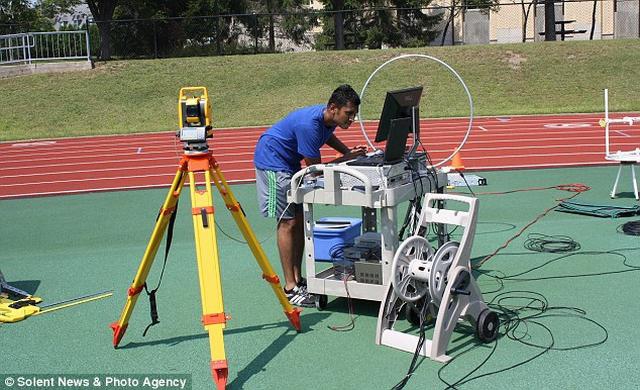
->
[288,160,446,309]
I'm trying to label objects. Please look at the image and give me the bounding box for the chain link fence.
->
[1,0,639,61]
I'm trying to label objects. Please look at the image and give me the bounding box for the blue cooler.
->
[313,217,362,262]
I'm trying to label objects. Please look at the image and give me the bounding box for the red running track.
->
[1,112,639,199]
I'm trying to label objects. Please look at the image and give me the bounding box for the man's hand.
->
[328,145,369,164]
[349,144,368,157]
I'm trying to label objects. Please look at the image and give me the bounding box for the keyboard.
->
[347,154,397,167]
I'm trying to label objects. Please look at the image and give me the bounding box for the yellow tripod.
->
[110,87,301,390]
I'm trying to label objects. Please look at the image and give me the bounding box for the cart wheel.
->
[315,294,328,310]
[475,309,499,343]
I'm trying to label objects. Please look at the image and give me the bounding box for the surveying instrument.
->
[110,87,302,390]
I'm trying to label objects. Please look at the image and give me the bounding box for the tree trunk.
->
[522,0,536,42]
[215,17,222,55]
[441,6,455,46]
[269,14,275,52]
[87,0,118,60]
[450,5,455,45]
[544,0,556,41]
[267,0,275,53]
[97,20,112,60]
[522,2,527,42]
[590,0,597,40]
[440,19,450,46]
[334,11,345,49]
[332,0,345,50]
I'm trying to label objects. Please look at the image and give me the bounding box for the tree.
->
[183,0,249,55]
[0,0,54,33]
[108,1,190,58]
[327,0,345,49]
[87,0,118,59]
[520,0,537,42]
[243,1,318,53]
[317,0,355,50]
[38,0,82,19]
[544,0,556,41]
[392,0,443,47]
[317,1,442,50]
[589,0,597,40]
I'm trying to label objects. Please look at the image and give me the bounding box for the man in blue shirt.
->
[254,84,365,307]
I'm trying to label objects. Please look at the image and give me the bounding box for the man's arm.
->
[303,156,322,167]
[325,134,350,154]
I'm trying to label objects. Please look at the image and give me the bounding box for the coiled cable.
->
[524,233,581,253]
[618,220,640,236]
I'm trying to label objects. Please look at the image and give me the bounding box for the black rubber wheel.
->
[315,294,328,310]
[475,308,499,343]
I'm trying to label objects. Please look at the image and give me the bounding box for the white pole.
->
[604,89,610,157]
[85,30,91,63]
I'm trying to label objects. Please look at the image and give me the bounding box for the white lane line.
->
[11,141,58,147]
[0,178,255,199]
[614,130,631,137]
[1,165,254,186]
[471,161,617,170]
[478,126,488,132]
[544,123,592,128]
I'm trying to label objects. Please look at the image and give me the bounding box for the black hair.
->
[328,84,361,108]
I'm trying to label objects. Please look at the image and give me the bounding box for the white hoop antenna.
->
[357,54,474,168]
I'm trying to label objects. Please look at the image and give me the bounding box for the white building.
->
[53,4,92,31]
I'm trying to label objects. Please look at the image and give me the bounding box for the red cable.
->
[473,183,590,269]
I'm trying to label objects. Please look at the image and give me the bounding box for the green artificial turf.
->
[1,165,639,389]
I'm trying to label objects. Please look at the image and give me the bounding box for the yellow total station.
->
[178,87,214,153]
[179,87,212,129]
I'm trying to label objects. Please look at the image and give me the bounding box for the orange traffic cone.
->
[450,151,465,171]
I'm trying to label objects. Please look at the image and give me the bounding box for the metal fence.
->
[0,30,90,65]
[1,0,639,61]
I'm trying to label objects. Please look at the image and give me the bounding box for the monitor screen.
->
[374,86,423,143]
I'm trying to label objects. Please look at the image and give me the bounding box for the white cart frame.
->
[288,162,446,303]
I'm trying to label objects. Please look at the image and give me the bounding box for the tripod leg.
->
[188,169,228,390]
[209,160,301,331]
[110,165,187,348]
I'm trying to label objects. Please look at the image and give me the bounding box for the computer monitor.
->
[383,117,412,164]
[374,86,423,143]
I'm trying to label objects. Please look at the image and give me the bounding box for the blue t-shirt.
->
[254,104,336,173]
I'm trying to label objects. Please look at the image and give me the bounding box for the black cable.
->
[483,248,640,282]
[454,169,476,197]
[385,246,620,389]
[618,220,640,236]
[399,157,421,240]
[437,290,609,389]
[523,233,581,253]
[391,300,430,390]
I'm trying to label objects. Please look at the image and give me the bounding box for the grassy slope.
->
[1,39,639,141]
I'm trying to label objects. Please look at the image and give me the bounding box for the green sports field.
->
[2,165,639,389]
